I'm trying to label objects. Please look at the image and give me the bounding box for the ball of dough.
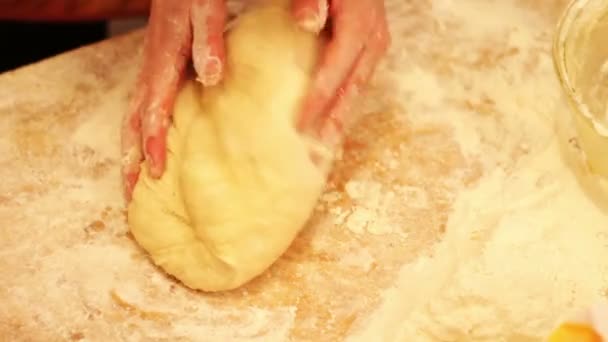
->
[127,3,332,292]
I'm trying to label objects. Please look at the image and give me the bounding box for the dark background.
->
[0,21,110,73]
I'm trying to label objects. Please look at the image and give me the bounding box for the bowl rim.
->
[552,0,608,136]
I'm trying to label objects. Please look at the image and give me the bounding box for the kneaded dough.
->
[128,3,331,292]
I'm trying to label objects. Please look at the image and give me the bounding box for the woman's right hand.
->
[121,0,228,200]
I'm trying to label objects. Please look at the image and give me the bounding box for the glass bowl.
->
[554,0,608,183]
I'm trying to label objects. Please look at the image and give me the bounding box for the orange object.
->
[548,323,603,342]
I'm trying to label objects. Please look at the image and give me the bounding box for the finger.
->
[192,0,227,86]
[316,18,390,148]
[291,0,328,34]
[140,1,192,178]
[121,81,146,201]
[297,0,371,131]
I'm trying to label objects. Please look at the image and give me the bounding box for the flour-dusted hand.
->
[292,0,390,147]
[121,0,227,200]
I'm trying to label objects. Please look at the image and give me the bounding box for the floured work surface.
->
[1,0,607,341]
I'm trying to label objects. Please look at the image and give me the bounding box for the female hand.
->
[293,0,390,147]
[121,0,227,199]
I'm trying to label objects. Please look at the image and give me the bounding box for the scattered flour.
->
[347,0,608,340]
[350,123,608,341]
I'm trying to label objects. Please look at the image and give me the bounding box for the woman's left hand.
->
[291,0,390,146]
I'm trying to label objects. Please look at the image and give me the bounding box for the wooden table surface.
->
[3,1,602,341]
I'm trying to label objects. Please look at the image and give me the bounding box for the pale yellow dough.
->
[128,3,330,292]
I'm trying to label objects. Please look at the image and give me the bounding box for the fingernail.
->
[130,113,141,131]
[297,98,315,130]
[200,56,222,86]
[124,171,139,201]
[294,1,328,34]
[145,135,165,177]
[297,10,325,33]
[127,172,139,188]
